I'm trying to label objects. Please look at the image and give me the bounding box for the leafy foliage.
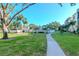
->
[9,14,28,30]
[29,24,39,30]
[42,21,61,30]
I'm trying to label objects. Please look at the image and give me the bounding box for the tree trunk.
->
[2,24,8,39]
[2,29,8,39]
[0,5,9,39]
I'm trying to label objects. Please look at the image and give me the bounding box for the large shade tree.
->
[49,21,60,30]
[42,21,60,30]
[58,3,77,33]
[0,3,35,39]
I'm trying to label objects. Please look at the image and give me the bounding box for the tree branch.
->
[5,3,9,9]
[58,3,63,7]
[7,3,35,26]
[7,3,17,15]
[1,3,4,9]
[70,3,76,6]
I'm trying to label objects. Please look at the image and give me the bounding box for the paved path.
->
[46,33,65,56]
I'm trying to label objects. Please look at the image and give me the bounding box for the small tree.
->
[29,24,39,30]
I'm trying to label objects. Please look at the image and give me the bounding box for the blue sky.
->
[12,3,79,26]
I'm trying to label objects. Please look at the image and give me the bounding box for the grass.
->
[52,31,79,56]
[0,32,47,56]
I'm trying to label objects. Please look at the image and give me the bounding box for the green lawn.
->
[52,31,79,56]
[0,33,47,56]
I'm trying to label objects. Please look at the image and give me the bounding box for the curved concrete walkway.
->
[46,33,65,56]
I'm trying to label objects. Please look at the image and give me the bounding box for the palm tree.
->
[10,14,28,32]
[17,15,28,32]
